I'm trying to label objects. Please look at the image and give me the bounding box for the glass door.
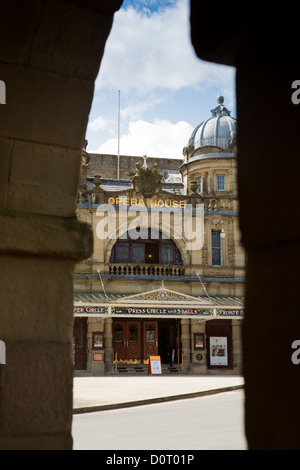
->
[126,321,141,360]
[144,321,158,359]
[113,321,141,362]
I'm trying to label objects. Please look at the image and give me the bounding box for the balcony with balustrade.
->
[108,263,185,278]
[108,231,185,279]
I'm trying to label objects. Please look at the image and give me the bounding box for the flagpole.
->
[117,89,120,180]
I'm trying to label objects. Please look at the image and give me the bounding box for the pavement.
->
[73,375,244,414]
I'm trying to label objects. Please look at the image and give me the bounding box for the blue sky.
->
[85,0,236,159]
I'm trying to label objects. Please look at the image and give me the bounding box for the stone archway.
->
[105,224,191,266]
[2,0,299,452]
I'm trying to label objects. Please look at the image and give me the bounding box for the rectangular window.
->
[113,324,123,342]
[211,230,222,266]
[116,243,129,263]
[132,243,145,263]
[162,244,173,264]
[216,174,225,191]
[145,243,159,264]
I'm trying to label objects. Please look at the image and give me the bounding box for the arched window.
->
[109,229,183,265]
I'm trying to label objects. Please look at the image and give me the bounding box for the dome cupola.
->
[185,96,237,159]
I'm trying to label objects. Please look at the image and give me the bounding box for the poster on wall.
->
[209,336,228,366]
[92,332,104,350]
[194,333,205,350]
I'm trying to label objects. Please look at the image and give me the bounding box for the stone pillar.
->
[89,319,105,376]
[190,0,300,450]
[104,318,114,375]
[232,320,242,375]
[207,171,214,194]
[190,319,207,374]
[236,60,300,449]
[0,0,123,450]
[181,319,191,373]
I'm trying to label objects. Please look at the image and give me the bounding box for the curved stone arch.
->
[105,222,191,266]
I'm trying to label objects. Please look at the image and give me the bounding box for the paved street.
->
[73,375,244,411]
[72,390,247,450]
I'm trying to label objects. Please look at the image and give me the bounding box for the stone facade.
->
[74,99,245,376]
[0,0,297,450]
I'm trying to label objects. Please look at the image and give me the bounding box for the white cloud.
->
[88,116,112,132]
[120,93,167,121]
[86,0,236,160]
[96,118,193,158]
[96,0,234,93]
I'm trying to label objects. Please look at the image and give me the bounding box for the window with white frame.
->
[216,174,226,191]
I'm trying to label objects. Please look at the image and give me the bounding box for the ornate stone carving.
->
[129,157,163,198]
[118,282,205,304]
[133,290,190,302]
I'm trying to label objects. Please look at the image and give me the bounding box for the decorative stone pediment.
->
[116,281,207,305]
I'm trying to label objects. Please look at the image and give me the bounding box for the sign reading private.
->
[217,309,244,317]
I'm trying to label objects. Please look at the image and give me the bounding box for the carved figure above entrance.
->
[130,157,163,198]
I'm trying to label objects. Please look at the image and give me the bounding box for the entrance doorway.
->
[144,321,158,358]
[113,318,181,364]
[113,321,141,361]
[73,317,87,370]
[158,320,180,364]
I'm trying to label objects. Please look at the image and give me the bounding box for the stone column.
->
[236,60,300,449]
[190,0,300,449]
[190,319,207,374]
[207,171,214,194]
[0,0,123,450]
[181,319,191,373]
[104,318,114,375]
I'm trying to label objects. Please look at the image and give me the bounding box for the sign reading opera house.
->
[74,97,245,375]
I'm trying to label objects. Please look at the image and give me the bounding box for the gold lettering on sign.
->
[107,196,186,209]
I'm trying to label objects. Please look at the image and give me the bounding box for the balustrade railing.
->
[109,263,185,277]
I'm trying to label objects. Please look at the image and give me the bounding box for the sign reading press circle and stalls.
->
[74,306,244,317]
[112,307,214,316]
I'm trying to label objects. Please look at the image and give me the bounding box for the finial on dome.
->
[210,96,231,117]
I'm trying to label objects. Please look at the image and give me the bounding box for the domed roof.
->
[188,96,237,152]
